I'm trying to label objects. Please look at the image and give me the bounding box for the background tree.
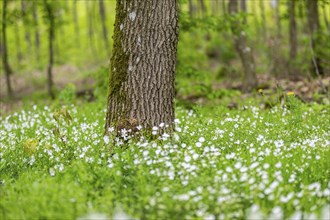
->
[43,0,55,98]
[105,0,179,134]
[306,0,324,75]
[98,0,110,55]
[288,0,297,78]
[228,0,257,92]
[2,0,14,98]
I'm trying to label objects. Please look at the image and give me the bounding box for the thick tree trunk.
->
[44,0,55,99]
[228,0,257,92]
[105,0,179,134]
[99,0,110,54]
[2,0,13,98]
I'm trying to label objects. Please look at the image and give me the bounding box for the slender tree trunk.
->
[2,0,13,98]
[99,0,110,54]
[86,1,96,57]
[306,0,323,75]
[73,0,80,47]
[21,0,32,54]
[198,0,207,17]
[188,0,195,18]
[105,0,179,135]
[32,2,40,60]
[288,0,298,78]
[228,0,257,92]
[44,0,55,99]
[289,0,297,60]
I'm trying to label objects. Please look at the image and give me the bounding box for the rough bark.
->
[105,0,179,134]
[2,0,13,98]
[44,0,55,99]
[99,0,110,54]
[228,0,257,92]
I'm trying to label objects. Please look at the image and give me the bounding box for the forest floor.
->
[1,64,329,115]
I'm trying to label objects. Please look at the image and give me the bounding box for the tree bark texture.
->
[2,0,13,98]
[228,0,257,92]
[105,0,179,134]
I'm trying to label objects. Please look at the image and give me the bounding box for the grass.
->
[0,94,329,219]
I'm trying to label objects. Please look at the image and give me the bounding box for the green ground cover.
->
[0,95,329,219]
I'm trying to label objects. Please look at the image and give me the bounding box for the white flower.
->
[103,135,110,144]
[49,168,55,177]
[184,155,191,163]
[199,137,205,142]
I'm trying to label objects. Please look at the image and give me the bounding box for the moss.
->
[107,1,129,99]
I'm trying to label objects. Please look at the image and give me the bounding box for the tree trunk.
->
[44,0,55,99]
[289,0,297,60]
[86,1,96,57]
[188,0,195,18]
[198,0,207,17]
[105,0,179,135]
[21,0,32,55]
[99,0,110,54]
[306,0,323,75]
[32,2,40,60]
[2,0,13,98]
[228,0,257,92]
